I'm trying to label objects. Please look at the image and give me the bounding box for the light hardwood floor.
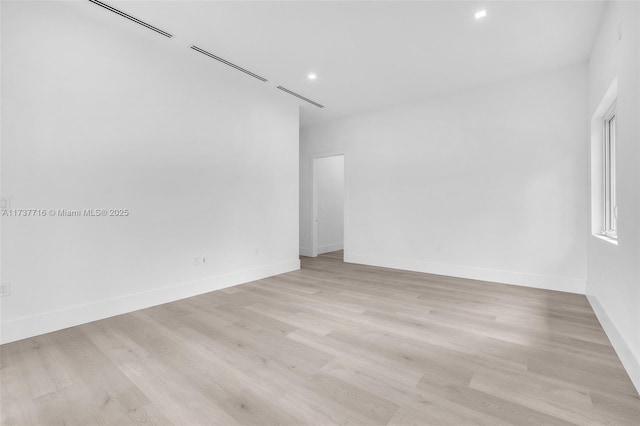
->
[1,251,639,425]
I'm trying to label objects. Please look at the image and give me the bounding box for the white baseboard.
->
[587,293,640,394]
[317,243,344,255]
[0,259,300,345]
[345,253,586,294]
[299,247,313,257]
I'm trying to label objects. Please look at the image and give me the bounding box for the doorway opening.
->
[312,154,345,260]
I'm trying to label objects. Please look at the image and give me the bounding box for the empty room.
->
[1,0,639,424]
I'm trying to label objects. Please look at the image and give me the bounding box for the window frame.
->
[602,103,617,239]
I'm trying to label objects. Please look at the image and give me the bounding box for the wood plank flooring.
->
[1,251,639,425]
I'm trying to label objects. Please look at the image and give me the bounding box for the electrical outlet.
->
[0,283,11,297]
[618,22,623,40]
[193,256,207,266]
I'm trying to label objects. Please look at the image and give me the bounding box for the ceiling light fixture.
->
[474,9,487,20]
[307,73,317,80]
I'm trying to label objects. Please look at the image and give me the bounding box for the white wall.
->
[316,155,344,254]
[587,1,640,393]
[301,63,588,293]
[0,1,300,344]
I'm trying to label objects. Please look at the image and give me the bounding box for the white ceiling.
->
[110,1,606,126]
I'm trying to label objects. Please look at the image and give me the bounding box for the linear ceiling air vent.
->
[88,0,173,38]
[276,86,324,108]
[190,45,268,82]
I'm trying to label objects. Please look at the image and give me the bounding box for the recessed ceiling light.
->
[307,73,317,80]
[475,9,487,20]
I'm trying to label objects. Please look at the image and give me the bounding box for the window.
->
[602,104,617,238]
[591,79,617,243]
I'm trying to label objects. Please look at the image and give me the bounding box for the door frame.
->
[311,152,348,258]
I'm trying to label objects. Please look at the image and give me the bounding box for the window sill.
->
[593,234,618,245]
